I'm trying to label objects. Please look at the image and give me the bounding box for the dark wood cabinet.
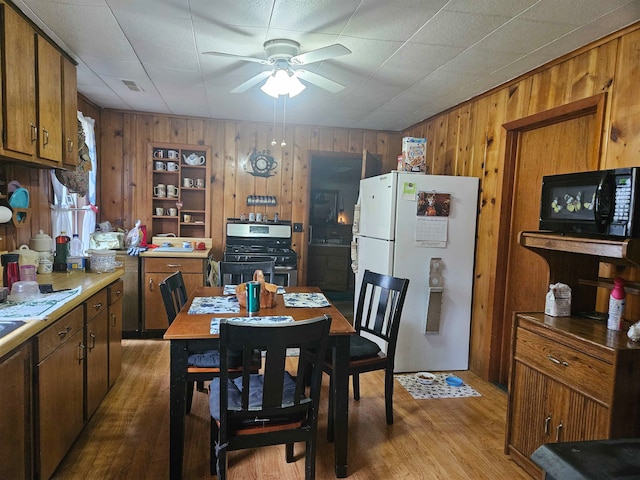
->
[85,290,109,419]
[308,245,351,291]
[506,232,640,478]
[36,306,85,480]
[0,342,32,480]
[108,279,123,386]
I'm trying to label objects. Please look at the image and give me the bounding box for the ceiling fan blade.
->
[296,70,345,93]
[230,71,273,93]
[203,51,269,65]
[290,44,351,65]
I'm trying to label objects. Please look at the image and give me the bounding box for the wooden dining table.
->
[163,286,355,479]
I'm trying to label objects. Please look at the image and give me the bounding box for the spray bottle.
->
[607,278,625,330]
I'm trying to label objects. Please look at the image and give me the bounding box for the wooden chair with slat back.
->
[323,269,409,441]
[217,259,276,286]
[160,271,223,413]
[209,314,331,480]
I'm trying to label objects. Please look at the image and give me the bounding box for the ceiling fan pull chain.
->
[271,97,277,146]
[281,96,287,147]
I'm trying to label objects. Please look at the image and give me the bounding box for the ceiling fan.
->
[204,39,351,95]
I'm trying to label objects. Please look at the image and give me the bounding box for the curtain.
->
[50,111,97,251]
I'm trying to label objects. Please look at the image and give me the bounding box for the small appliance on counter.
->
[540,167,640,237]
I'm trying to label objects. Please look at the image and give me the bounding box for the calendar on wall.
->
[415,192,451,248]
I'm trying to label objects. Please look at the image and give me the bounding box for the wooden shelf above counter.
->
[519,231,640,267]
[519,231,640,313]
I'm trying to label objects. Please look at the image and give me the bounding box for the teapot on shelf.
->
[182,153,205,165]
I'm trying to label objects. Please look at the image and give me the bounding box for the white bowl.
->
[415,372,436,385]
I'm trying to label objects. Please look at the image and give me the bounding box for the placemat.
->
[210,315,294,334]
[394,373,481,400]
[188,296,240,314]
[283,292,330,308]
[0,287,83,321]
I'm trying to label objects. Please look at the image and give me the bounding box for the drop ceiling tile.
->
[130,41,200,70]
[144,65,204,85]
[443,0,536,17]
[385,43,465,72]
[411,10,511,48]
[474,18,577,55]
[107,0,191,18]
[82,57,149,79]
[270,0,361,34]
[189,0,273,28]
[517,0,636,25]
[113,12,196,51]
[340,0,443,41]
[440,48,523,76]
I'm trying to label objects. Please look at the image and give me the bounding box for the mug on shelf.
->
[155,207,164,216]
[167,185,178,197]
[154,161,166,171]
[182,178,194,188]
[154,184,166,197]
[195,178,205,188]
[167,161,178,172]
[153,150,164,159]
[168,208,177,216]
[248,212,255,222]
[256,212,263,222]
[183,214,192,223]
[167,150,179,159]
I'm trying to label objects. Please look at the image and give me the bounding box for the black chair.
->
[209,314,332,480]
[324,269,409,440]
[160,271,221,413]
[218,259,276,286]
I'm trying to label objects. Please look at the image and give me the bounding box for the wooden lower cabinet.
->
[143,257,205,331]
[108,279,124,386]
[307,245,351,291]
[505,313,640,478]
[0,342,32,480]
[85,289,109,420]
[36,306,85,480]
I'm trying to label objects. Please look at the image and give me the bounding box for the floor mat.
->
[395,373,482,400]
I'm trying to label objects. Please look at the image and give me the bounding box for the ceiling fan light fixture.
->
[260,69,306,98]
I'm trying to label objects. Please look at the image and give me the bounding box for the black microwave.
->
[539,167,640,238]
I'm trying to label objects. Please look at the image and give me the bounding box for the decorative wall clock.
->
[248,149,278,177]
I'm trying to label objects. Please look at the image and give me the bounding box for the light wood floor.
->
[51,339,531,479]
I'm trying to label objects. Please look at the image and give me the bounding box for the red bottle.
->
[1,253,20,291]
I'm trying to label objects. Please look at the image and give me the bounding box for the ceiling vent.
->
[121,79,143,92]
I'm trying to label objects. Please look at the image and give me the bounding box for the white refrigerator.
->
[355,171,479,372]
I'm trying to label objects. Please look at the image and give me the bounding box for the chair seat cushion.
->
[209,372,298,421]
[349,334,381,360]
[187,349,243,368]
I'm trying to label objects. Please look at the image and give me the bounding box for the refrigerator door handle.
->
[308,225,313,245]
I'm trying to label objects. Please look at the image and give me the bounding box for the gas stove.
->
[224,219,297,269]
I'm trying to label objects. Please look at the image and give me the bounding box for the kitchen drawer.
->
[85,289,108,321]
[37,306,83,362]
[108,279,124,305]
[515,327,613,405]
[144,257,203,274]
[326,255,348,270]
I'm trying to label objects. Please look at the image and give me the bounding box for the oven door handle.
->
[308,225,313,245]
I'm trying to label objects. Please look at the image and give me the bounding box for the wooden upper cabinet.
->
[1,4,37,158]
[0,3,74,168]
[62,56,78,169]
[36,35,63,164]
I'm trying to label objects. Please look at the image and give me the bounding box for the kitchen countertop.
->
[140,235,212,258]
[0,269,123,358]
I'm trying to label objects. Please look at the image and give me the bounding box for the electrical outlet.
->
[293,222,303,232]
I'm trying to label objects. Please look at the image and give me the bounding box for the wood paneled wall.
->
[94,111,401,284]
[402,23,640,379]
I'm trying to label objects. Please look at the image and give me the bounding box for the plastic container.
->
[69,234,84,257]
[9,280,40,301]
[19,265,37,282]
[607,278,626,330]
[1,253,20,291]
[87,249,119,273]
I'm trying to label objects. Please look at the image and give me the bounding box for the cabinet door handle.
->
[58,325,72,338]
[77,343,85,363]
[547,354,568,367]
[42,128,49,146]
[111,313,117,327]
[544,415,552,435]
[149,278,154,291]
[67,138,74,153]
[93,302,103,311]
[30,122,37,143]
[556,421,563,442]
[116,289,122,296]
[89,332,96,351]
[167,264,181,268]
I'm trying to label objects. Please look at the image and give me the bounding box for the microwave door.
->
[595,171,615,233]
